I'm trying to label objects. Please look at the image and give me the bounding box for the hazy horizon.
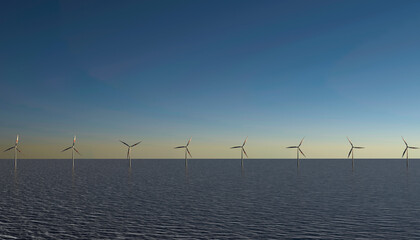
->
[0,135,418,159]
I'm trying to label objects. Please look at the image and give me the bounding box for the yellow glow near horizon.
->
[0,137,415,159]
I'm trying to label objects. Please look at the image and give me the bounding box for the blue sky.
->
[1,0,420,159]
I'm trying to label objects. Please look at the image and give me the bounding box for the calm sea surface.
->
[1,159,420,239]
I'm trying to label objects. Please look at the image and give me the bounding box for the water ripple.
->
[0,159,420,238]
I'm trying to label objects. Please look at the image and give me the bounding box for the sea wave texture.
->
[0,159,420,239]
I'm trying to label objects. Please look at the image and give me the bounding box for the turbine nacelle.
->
[231,137,248,158]
[402,136,418,158]
[4,135,21,153]
[120,140,142,160]
[175,137,192,158]
[347,137,364,158]
[120,140,142,148]
[62,136,81,155]
[287,137,306,158]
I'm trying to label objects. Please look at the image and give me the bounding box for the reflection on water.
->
[184,164,188,178]
[1,159,420,238]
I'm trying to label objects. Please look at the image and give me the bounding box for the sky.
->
[1,0,420,159]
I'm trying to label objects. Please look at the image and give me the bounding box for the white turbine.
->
[4,135,20,169]
[175,137,192,167]
[402,136,418,167]
[120,140,142,168]
[61,136,80,169]
[231,137,248,167]
[347,137,364,169]
[287,137,306,167]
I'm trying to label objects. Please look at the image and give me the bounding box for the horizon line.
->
[0,158,417,160]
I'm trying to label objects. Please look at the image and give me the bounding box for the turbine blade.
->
[175,146,186,149]
[127,149,130,159]
[298,137,304,147]
[186,148,192,158]
[74,148,81,155]
[354,147,364,149]
[347,137,353,147]
[186,137,192,147]
[119,140,129,147]
[299,148,306,157]
[347,148,353,158]
[16,135,19,144]
[287,146,298,148]
[242,148,248,158]
[131,141,142,147]
[402,136,408,146]
[4,146,14,152]
[16,148,21,153]
[402,147,408,158]
[409,147,419,149]
[61,146,72,152]
[242,136,248,147]
[231,146,242,149]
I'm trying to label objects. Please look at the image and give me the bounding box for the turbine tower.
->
[287,137,306,167]
[402,136,418,168]
[347,137,364,169]
[61,136,80,169]
[4,135,21,169]
[231,137,248,167]
[120,140,142,168]
[175,137,192,167]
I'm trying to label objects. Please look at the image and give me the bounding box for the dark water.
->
[1,159,420,239]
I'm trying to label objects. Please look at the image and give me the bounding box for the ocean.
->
[1,158,419,239]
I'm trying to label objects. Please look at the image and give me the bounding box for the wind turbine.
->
[347,137,364,169]
[4,135,20,169]
[175,137,192,167]
[287,137,306,167]
[231,137,248,167]
[402,136,418,167]
[61,136,80,169]
[120,140,142,168]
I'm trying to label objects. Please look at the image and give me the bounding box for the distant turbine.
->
[61,136,80,168]
[4,135,20,169]
[231,137,248,167]
[287,137,306,167]
[402,136,418,167]
[175,137,192,167]
[347,137,364,169]
[120,140,142,168]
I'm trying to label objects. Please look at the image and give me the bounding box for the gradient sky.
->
[1,0,420,159]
